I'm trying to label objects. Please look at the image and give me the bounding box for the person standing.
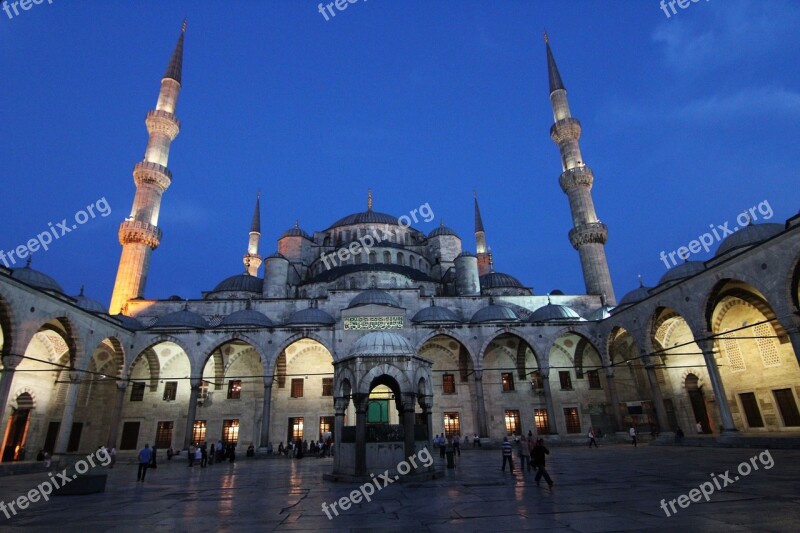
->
[453,434,461,457]
[137,444,153,482]
[518,435,531,472]
[629,426,637,447]
[194,445,202,466]
[588,427,598,448]
[531,439,553,487]
[188,444,196,467]
[501,436,514,473]
[150,447,158,469]
[200,443,208,468]
[695,421,703,434]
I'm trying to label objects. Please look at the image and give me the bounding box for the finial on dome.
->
[79,285,85,296]
[245,299,252,310]
[638,274,644,287]
[430,297,435,307]
[183,301,189,311]
[547,295,552,305]
[25,257,32,268]
[367,189,373,211]
[294,220,299,229]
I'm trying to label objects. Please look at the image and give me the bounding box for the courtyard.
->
[0,443,798,532]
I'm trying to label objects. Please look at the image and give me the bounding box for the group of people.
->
[277,438,333,459]
[500,432,554,487]
[185,441,237,467]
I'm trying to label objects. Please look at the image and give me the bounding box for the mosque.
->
[1,25,798,463]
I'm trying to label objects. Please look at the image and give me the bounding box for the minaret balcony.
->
[119,220,163,248]
[145,109,180,140]
[568,222,608,249]
[133,161,172,190]
[550,117,581,144]
[559,166,594,192]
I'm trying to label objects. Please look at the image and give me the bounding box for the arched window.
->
[354,253,362,265]
[369,252,377,264]
[409,256,416,269]
[383,251,391,264]
[397,253,404,266]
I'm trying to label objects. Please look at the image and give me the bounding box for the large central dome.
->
[327,210,399,230]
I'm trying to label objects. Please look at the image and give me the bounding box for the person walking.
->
[518,435,531,472]
[194,445,202,466]
[588,427,598,448]
[137,444,153,482]
[501,436,514,473]
[453,434,461,457]
[629,426,637,447]
[531,439,553,487]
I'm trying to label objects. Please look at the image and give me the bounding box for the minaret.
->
[243,193,262,276]
[109,23,186,314]
[474,192,490,276]
[545,34,616,304]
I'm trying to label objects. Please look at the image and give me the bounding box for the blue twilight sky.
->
[1,0,799,306]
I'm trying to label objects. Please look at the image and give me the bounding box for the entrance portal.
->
[686,374,711,433]
[2,392,33,462]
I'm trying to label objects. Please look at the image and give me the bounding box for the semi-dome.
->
[151,308,208,329]
[111,314,143,331]
[220,309,274,328]
[658,261,705,285]
[285,307,336,326]
[11,262,64,293]
[428,224,459,238]
[715,223,783,257]
[480,272,524,289]
[411,305,460,324]
[73,288,108,313]
[328,210,398,230]
[212,274,263,293]
[470,304,519,323]
[585,305,614,321]
[530,303,584,322]
[618,286,653,306]
[350,331,415,357]
[348,289,400,309]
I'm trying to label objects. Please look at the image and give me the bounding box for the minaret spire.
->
[473,191,490,276]
[367,188,373,211]
[545,35,616,304]
[110,23,186,314]
[243,192,263,276]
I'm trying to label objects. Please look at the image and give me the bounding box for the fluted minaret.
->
[243,193,262,276]
[110,23,186,314]
[474,192,491,276]
[545,34,616,304]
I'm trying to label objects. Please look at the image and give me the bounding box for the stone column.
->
[418,395,433,450]
[106,380,128,448]
[642,355,671,432]
[0,354,21,438]
[788,329,800,369]
[603,369,624,431]
[353,393,369,476]
[401,393,416,463]
[333,397,349,473]
[541,367,558,434]
[54,371,82,455]
[259,382,273,447]
[473,370,488,437]
[182,379,201,450]
[697,339,737,432]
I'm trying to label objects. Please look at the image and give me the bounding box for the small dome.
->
[411,305,460,324]
[280,226,310,239]
[428,224,459,238]
[618,286,653,306]
[715,223,783,257]
[111,314,143,331]
[585,305,614,321]
[470,304,519,323]
[658,261,705,285]
[549,289,565,295]
[455,251,476,259]
[212,274,263,293]
[480,272,524,289]
[220,309,274,328]
[348,289,400,309]
[530,303,584,322]
[350,331,415,357]
[73,289,108,313]
[285,307,336,326]
[151,309,208,329]
[265,252,288,260]
[328,210,398,230]
[11,263,64,293]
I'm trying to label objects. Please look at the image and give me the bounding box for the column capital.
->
[116,379,128,391]
[603,366,615,378]
[352,393,369,412]
[68,370,82,384]
[189,378,203,389]
[696,337,716,354]
[401,392,417,411]
[473,370,483,380]
[263,380,274,390]
[334,397,350,412]
[418,394,433,411]
[1,353,23,369]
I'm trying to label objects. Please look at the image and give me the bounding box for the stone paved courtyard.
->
[1,443,799,532]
